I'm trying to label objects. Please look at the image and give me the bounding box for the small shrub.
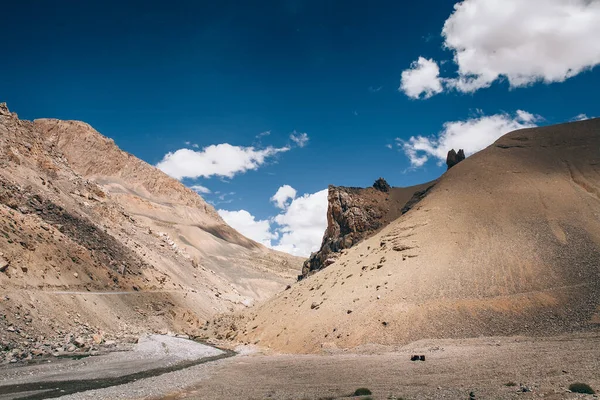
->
[569,382,595,394]
[354,388,372,396]
[505,381,517,387]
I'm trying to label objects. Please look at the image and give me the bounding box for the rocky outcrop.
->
[372,177,391,192]
[446,149,465,170]
[300,179,435,278]
[0,102,11,116]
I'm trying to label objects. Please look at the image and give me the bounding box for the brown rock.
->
[92,334,103,344]
[0,257,8,273]
[446,148,465,170]
[0,102,10,116]
[373,177,391,192]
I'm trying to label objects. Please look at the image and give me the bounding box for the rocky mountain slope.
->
[301,178,435,278]
[0,103,301,363]
[226,118,600,353]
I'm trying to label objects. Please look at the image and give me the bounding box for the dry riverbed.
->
[1,333,599,399]
[0,334,229,399]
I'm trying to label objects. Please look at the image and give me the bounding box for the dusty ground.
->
[2,333,597,399]
[167,333,600,400]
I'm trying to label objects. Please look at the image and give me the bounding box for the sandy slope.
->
[232,118,600,353]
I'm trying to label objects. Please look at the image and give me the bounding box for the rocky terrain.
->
[301,178,435,278]
[4,333,598,399]
[219,118,600,353]
[0,103,302,364]
[167,334,599,400]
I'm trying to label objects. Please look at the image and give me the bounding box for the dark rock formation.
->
[372,177,391,192]
[446,149,465,170]
[300,179,436,278]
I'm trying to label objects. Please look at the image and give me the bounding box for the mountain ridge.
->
[217,117,600,353]
[0,102,302,364]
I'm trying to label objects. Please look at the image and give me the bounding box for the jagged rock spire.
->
[446,149,465,170]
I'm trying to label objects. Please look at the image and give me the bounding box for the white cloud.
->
[271,185,297,209]
[572,113,593,121]
[399,110,540,167]
[217,209,278,247]
[156,143,289,180]
[192,143,199,148]
[218,191,235,201]
[515,110,541,124]
[401,0,600,97]
[256,130,271,138]
[290,131,309,148]
[189,185,211,194]
[218,187,328,257]
[272,189,328,257]
[400,57,444,99]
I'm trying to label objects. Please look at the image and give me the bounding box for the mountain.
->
[227,118,600,353]
[0,103,301,362]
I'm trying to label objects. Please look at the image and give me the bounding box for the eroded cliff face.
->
[301,178,435,277]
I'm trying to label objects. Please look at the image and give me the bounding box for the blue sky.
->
[1,0,599,255]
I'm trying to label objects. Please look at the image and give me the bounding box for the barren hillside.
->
[229,118,600,353]
[0,103,301,363]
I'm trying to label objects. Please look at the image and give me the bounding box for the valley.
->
[3,1,600,398]
[1,104,599,399]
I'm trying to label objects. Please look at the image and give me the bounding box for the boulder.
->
[0,256,8,272]
[0,102,10,116]
[92,334,103,344]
